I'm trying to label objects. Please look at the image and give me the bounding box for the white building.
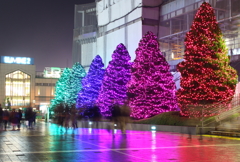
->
[73,0,162,69]
[72,0,240,70]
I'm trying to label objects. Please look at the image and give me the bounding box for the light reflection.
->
[151,126,156,130]
[30,122,240,162]
[88,128,92,133]
[151,131,156,150]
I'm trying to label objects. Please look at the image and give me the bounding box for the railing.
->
[74,25,97,36]
[215,95,240,122]
[184,94,240,127]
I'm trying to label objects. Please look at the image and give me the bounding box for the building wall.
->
[35,78,58,108]
[81,41,97,67]
[142,0,161,37]
[97,0,142,27]
[96,0,143,65]
[0,63,36,108]
[72,3,97,67]
[0,62,61,110]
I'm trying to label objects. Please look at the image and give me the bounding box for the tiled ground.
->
[0,122,240,162]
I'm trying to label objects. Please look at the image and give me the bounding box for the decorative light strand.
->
[76,55,105,109]
[97,43,132,116]
[177,2,237,117]
[65,62,86,106]
[127,31,178,119]
[50,68,71,110]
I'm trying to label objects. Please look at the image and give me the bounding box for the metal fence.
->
[183,94,240,127]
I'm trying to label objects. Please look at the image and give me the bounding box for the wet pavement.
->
[0,122,240,162]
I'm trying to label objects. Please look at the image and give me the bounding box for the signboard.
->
[86,8,96,13]
[43,67,64,78]
[172,44,183,60]
[1,56,34,65]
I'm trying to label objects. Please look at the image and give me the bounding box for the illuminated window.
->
[5,70,31,107]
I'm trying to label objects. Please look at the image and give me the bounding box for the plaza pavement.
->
[0,121,240,162]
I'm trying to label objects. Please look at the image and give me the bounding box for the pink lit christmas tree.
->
[177,2,237,116]
[97,44,131,116]
[127,31,178,119]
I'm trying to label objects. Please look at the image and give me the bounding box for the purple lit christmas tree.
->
[97,44,131,116]
[76,55,105,108]
[127,31,178,119]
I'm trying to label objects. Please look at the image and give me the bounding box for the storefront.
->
[0,56,36,109]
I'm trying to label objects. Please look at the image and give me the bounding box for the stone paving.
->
[0,122,240,162]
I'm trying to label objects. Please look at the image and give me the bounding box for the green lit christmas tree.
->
[50,68,71,111]
[177,2,237,116]
[65,62,86,106]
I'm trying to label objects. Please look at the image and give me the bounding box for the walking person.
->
[9,109,18,131]
[91,104,101,128]
[56,103,65,132]
[3,110,9,131]
[17,110,23,130]
[0,105,3,131]
[25,107,34,129]
[110,100,121,137]
[119,99,131,134]
[70,105,78,129]
[64,110,71,130]
[32,111,37,128]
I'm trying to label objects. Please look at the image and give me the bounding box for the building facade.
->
[0,56,59,111]
[72,2,97,71]
[159,0,240,62]
[72,0,162,68]
[72,0,240,70]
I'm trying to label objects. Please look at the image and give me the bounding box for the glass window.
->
[5,70,31,107]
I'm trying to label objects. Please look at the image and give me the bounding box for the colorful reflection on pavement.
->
[0,122,240,161]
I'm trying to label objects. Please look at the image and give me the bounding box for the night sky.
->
[0,0,94,71]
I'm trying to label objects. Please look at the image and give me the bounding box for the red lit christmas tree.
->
[177,2,237,116]
[127,32,178,119]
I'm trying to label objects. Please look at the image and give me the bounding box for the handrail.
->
[185,94,240,127]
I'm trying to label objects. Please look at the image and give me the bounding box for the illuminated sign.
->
[86,8,96,13]
[43,67,64,78]
[1,56,34,65]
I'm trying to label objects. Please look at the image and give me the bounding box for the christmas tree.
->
[177,2,237,116]
[76,55,105,108]
[50,68,71,111]
[65,62,86,106]
[97,43,131,116]
[127,31,178,119]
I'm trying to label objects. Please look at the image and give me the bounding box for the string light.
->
[76,55,105,109]
[177,2,237,117]
[50,68,71,110]
[97,43,131,116]
[65,62,86,106]
[127,31,178,119]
